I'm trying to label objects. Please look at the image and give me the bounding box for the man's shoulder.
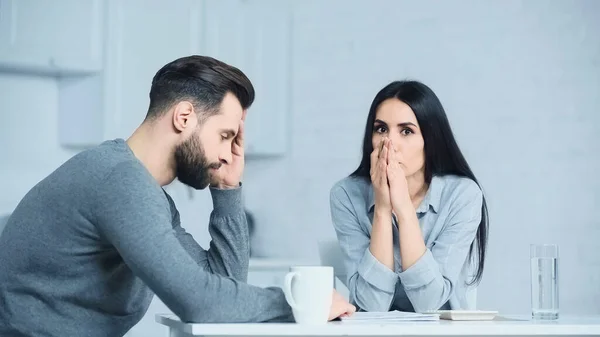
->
[57,138,146,181]
[44,138,156,197]
[84,141,170,216]
[75,138,135,173]
[87,141,162,197]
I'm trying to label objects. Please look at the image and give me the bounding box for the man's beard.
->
[174,132,221,190]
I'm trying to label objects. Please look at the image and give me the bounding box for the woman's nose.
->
[389,135,402,151]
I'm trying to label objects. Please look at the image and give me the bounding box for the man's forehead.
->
[213,110,242,124]
[219,93,244,119]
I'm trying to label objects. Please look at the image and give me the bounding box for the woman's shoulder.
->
[330,175,371,202]
[435,174,483,203]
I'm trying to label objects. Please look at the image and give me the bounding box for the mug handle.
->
[283,271,302,311]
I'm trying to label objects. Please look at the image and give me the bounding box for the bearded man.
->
[0,55,354,337]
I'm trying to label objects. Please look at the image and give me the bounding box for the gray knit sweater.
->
[0,139,293,337]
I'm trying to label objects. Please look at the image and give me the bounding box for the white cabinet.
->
[203,0,291,156]
[0,0,292,152]
[56,0,291,156]
[58,0,202,148]
[102,0,202,139]
[0,0,103,75]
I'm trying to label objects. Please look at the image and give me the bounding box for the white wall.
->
[0,0,599,336]
[0,74,78,214]
[245,0,600,316]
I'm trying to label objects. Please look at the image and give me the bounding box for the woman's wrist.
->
[394,200,415,221]
[373,206,393,222]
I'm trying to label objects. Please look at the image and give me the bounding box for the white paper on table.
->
[340,310,440,323]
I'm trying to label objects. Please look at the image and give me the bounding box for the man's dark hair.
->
[145,55,255,121]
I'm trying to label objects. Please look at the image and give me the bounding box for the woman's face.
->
[371,98,425,178]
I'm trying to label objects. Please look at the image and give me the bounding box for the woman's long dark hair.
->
[351,80,488,285]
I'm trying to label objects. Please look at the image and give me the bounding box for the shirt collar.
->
[367,175,443,214]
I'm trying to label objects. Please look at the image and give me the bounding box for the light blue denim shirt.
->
[329,174,483,313]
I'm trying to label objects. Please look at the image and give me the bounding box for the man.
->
[0,56,355,337]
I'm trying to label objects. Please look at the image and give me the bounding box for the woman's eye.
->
[375,126,387,134]
[401,128,413,136]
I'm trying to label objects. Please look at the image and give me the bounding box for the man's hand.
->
[211,119,245,189]
[328,290,356,321]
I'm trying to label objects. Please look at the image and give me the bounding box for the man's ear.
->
[172,101,196,132]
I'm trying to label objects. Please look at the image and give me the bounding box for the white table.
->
[156,314,600,337]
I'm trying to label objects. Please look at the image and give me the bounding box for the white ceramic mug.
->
[283,266,333,324]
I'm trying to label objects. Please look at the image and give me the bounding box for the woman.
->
[330,80,488,313]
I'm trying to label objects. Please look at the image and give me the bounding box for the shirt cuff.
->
[210,185,244,216]
[398,249,437,290]
[357,248,398,293]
